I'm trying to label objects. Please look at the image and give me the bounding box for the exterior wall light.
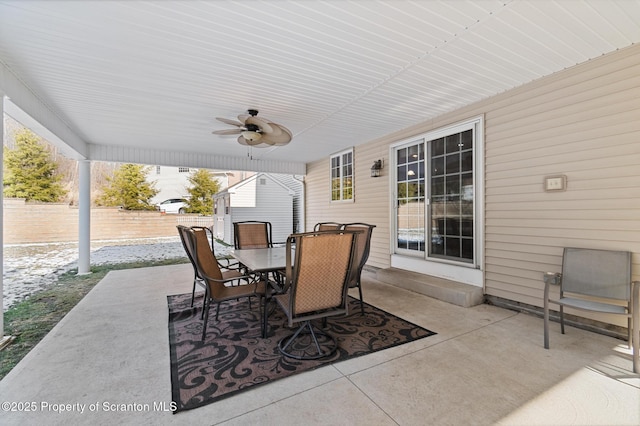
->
[371,159,383,178]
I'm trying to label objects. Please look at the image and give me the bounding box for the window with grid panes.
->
[429,129,473,262]
[330,149,353,202]
[394,121,478,265]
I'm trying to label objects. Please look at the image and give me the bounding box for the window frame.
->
[330,148,354,203]
[389,115,485,287]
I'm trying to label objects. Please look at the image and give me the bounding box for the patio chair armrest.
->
[217,257,242,270]
[633,281,640,373]
[543,272,562,286]
[543,272,562,350]
[200,271,256,286]
[633,281,640,313]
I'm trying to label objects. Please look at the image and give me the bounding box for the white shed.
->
[213,173,296,246]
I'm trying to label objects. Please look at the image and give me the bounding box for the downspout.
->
[293,175,305,232]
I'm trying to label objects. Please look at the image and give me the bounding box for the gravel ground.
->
[2,237,234,311]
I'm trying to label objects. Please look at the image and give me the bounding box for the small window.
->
[330,149,353,202]
[178,167,190,173]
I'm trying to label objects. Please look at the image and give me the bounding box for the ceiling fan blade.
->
[216,117,243,127]
[262,122,283,136]
[260,123,292,145]
[237,114,250,124]
[245,116,273,134]
[212,129,242,135]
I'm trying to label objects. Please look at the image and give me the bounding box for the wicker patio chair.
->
[184,227,266,341]
[274,230,358,360]
[342,223,376,315]
[543,247,639,373]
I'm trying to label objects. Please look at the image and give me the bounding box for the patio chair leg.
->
[560,306,565,334]
[357,282,364,315]
[215,302,221,320]
[201,300,211,341]
[278,321,337,360]
[308,323,322,354]
[190,278,196,307]
[281,322,310,351]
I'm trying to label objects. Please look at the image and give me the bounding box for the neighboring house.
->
[213,173,300,246]
[149,166,192,205]
[149,166,233,206]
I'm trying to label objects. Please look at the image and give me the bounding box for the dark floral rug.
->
[168,293,436,413]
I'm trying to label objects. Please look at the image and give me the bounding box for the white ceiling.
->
[0,0,638,173]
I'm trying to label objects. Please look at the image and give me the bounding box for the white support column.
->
[1,91,16,349]
[77,160,91,275]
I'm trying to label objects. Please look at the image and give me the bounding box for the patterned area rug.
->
[168,293,436,413]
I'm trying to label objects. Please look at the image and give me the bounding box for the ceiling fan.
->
[212,109,292,147]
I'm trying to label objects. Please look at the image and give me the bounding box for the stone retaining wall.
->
[2,198,213,244]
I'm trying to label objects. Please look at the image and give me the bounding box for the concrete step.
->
[376,267,484,308]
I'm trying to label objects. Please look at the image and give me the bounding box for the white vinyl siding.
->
[482,45,640,325]
[307,141,391,269]
[229,175,293,245]
[232,179,257,208]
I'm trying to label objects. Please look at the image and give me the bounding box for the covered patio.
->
[1,2,640,423]
[1,264,638,425]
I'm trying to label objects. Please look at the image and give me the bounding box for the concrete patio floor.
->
[0,263,638,425]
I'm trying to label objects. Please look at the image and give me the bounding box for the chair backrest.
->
[177,225,200,273]
[190,225,215,247]
[233,221,273,249]
[286,230,357,316]
[313,222,342,232]
[561,247,631,301]
[185,227,224,285]
[341,223,376,286]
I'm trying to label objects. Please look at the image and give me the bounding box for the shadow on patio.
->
[0,264,638,425]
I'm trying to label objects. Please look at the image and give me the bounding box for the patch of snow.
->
[2,237,234,311]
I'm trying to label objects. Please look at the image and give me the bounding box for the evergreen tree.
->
[96,163,158,210]
[185,169,220,215]
[3,129,67,202]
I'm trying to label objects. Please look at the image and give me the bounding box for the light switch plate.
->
[544,175,566,192]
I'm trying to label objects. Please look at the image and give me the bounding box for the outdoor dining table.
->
[231,246,293,337]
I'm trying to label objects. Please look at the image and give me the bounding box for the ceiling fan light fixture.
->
[241,130,262,142]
